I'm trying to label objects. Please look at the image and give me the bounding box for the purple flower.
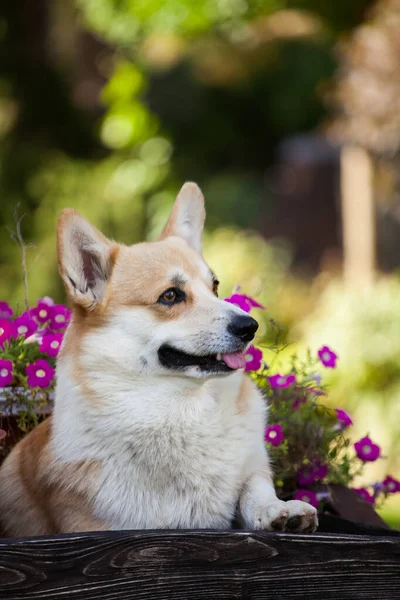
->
[372,481,385,498]
[268,373,296,388]
[297,463,328,486]
[354,488,375,504]
[224,293,265,313]
[383,476,400,494]
[0,359,13,387]
[38,296,54,306]
[293,489,319,508]
[354,436,381,462]
[224,294,252,313]
[26,359,55,388]
[31,301,53,325]
[0,319,15,347]
[0,302,13,319]
[40,333,63,357]
[50,305,71,330]
[318,345,338,368]
[245,346,263,372]
[264,424,284,446]
[14,312,38,339]
[336,408,353,429]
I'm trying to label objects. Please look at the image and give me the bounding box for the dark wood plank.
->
[0,530,398,599]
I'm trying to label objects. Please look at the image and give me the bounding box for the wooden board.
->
[0,529,399,599]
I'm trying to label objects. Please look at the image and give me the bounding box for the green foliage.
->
[300,277,400,479]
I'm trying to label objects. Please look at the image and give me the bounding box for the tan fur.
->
[236,372,254,414]
[0,419,107,536]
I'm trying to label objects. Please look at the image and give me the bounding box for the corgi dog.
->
[0,183,318,536]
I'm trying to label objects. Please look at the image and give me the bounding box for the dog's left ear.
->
[160,182,205,253]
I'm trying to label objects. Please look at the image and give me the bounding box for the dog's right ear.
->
[57,210,116,310]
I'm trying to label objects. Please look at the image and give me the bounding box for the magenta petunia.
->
[40,333,63,357]
[224,293,265,314]
[50,305,71,330]
[336,408,353,429]
[0,302,13,320]
[0,359,13,387]
[245,346,263,372]
[26,359,55,388]
[244,295,265,310]
[38,296,55,306]
[297,463,328,486]
[354,488,375,504]
[382,475,400,494]
[0,319,15,348]
[293,489,319,508]
[354,436,381,462]
[31,301,53,325]
[318,345,338,368]
[264,424,284,446]
[14,313,38,339]
[268,373,296,388]
[224,294,252,313]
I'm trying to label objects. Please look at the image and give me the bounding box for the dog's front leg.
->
[238,468,318,533]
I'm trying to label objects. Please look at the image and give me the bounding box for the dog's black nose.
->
[228,315,259,343]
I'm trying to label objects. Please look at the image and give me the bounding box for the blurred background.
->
[0,0,399,524]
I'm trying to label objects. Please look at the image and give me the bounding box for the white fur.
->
[51,304,317,531]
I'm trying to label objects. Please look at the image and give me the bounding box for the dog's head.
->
[57,183,258,380]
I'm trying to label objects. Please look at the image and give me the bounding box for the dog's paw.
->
[246,499,318,533]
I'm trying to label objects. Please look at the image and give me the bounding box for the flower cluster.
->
[224,288,399,511]
[0,298,70,392]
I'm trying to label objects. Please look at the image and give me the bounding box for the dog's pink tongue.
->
[221,351,246,370]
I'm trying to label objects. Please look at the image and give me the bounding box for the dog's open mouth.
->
[158,344,246,373]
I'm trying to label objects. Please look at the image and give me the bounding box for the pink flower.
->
[26,359,55,388]
[245,346,263,372]
[268,373,296,388]
[297,463,328,486]
[40,333,63,357]
[354,436,381,462]
[354,488,375,504]
[50,305,71,330]
[293,489,319,508]
[318,345,338,368]
[0,319,15,347]
[0,359,13,387]
[224,293,265,313]
[14,313,38,339]
[264,424,284,446]
[0,302,13,319]
[31,301,53,325]
[336,408,353,429]
[383,476,400,494]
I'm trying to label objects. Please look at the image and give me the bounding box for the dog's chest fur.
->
[53,368,267,529]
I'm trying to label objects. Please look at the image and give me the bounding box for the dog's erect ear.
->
[160,182,205,253]
[57,210,116,310]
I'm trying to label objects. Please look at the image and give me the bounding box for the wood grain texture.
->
[0,529,398,600]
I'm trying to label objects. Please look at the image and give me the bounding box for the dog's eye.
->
[159,288,184,305]
[212,279,219,297]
